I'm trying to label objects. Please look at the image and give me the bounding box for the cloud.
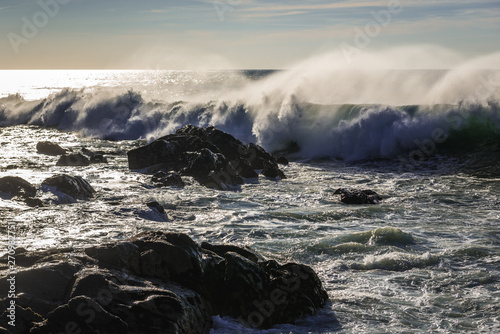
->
[242,10,308,18]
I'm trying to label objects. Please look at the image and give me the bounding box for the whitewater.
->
[1,48,500,333]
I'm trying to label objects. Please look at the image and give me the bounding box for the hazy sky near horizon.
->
[0,0,499,69]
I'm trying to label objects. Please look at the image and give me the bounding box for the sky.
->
[0,0,499,69]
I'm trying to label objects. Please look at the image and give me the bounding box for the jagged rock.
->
[146,201,166,214]
[262,160,287,179]
[24,197,44,207]
[41,174,96,200]
[0,231,329,333]
[127,125,285,190]
[82,147,108,164]
[276,156,289,166]
[334,188,382,204]
[0,176,36,198]
[152,171,185,188]
[56,153,90,167]
[36,141,67,155]
[90,154,108,164]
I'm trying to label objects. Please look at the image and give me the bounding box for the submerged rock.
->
[36,141,67,156]
[0,231,329,333]
[41,174,96,200]
[127,125,285,190]
[82,147,108,164]
[334,188,382,204]
[0,176,36,199]
[56,153,91,167]
[152,171,185,188]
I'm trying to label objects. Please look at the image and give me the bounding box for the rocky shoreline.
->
[0,231,328,333]
[0,125,331,333]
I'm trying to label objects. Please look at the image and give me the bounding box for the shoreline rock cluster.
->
[0,174,95,207]
[0,231,328,333]
[127,125,287,190]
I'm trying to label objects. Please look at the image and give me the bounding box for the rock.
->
[24,197,44,207]
[0,231,329,333]
[146,201,166,214]
[334,188,382,204]
[183,148,225,178]
[82,147,108,164]
[41,174,96,200]
[0,176,36,199]
[201,242,261,263]
[90,154,108,164]
[262,160,287,179]
[56,153,90,167]
[152,171,185,188]
[127,125,285,190]
[276,156,289,166]
[30,296,129,334]
[36,141,67,155]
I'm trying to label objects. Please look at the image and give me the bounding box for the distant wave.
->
[0,88,499,162]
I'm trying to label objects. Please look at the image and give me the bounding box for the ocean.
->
[1,68,499,333]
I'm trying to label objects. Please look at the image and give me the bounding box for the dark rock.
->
[200,170,243,190]
[276,156,289,166]
[36,141,67,155]
[24,197,44,207]
[0,231,329,333]
[41,174,96,200]
[82,148,108,164]
[127,125,285,190]
[146,201,166,214]
[262,160,287,179]
[182,148,225,178]
[231,158,259,178]
[201,242,261,263]
[30,296,129,334]
[56,153,90,167]
[0,176,36,198]
[152,171,185,188]
[246,143,275,169]
[90,154,108,164]
[334,188,382,204]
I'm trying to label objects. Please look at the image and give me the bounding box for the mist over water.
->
[1,47,499,161]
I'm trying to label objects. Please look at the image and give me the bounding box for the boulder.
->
[0,231,329,333]
[41,174,96,200]
[334,188,382,204]
[56,153,90,167]
[276,156,289,166]
[0,176,36,198]
[152,171,185,188]
[127,125,285,190]
[82,147,108,164]
[262,160,287,179]
[36,141,67,155]
[146,201,166,214]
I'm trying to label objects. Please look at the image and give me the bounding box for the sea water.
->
[0,68,499,333]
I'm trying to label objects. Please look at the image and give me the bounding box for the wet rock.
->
[127,125,285,190]
[276,156,289,166]
[262,160,287,179]
[152,171,185,188]
[334,188,382,204]
[56,153,90,167]
[36,141,67,155]
[146,201,166,214]
[0,231,329,333]
[0,176,36,199]
[82,147,108,164]
[90,154,108,164]
[24,197,44,207]
[41,174,96,200]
